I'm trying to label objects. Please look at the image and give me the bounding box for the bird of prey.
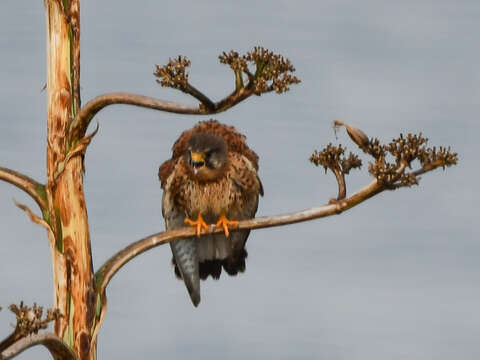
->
[158,120,263,306]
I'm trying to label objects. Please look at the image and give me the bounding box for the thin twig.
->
[0,167,47,211]
[331,167,346,201]
[13,201,54,240]
[1,333,77,360]
[182,83,216,110]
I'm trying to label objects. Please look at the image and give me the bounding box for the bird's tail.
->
[170,238,200,306]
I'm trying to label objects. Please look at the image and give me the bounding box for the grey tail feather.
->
[170,238,201,307]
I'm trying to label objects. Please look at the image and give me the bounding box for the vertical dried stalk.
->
[45,0,70,339]
[45,1,96,359]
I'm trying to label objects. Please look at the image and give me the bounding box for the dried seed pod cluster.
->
[219,50,248,72]
[386,133,429,165]
[362,137,386,159]
[150,47,300,115]
[310,144,362,175]
[9,301,62,337]
[368,159,401,186]
[246,46,300,94]
[368,133,457,187]
[220,46,301,94]
[418,145,457,170]
[218,47,300,94]
[368,160,419,188]
[155,47,299,96]
[154,56,191,90]
[312,121,457,199]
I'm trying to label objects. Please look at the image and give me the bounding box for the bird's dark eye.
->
[206,148,219,157]
[192,161,205,168]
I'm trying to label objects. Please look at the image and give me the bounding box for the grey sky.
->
[0,1,478,359]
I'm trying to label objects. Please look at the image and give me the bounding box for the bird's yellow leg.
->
[185,213,209,236]
[215,213,239,237]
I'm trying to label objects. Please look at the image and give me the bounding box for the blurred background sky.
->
[0,1,478,359]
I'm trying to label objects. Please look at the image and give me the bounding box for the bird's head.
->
[185,133,227,181]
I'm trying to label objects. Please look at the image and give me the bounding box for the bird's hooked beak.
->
[190,152,206,174]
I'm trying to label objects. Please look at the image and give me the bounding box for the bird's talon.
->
[185,214,208,236]
[216,214,239,237]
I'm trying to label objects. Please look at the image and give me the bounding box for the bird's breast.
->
[184,178,233,221]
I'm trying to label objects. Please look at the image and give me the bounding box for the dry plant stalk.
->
[70,46,300,143]
[0,1,458,359]
[91,122,457,339]
[0,3,301,357]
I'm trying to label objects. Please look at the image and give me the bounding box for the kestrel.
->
[159,120,263,306]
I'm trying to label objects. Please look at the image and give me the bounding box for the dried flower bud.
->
[345,124,369,149]
[333,120,369,149]
[26,310,35,322]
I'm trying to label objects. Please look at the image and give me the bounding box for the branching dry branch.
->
[92,122,456,336]
[95,122,457,326]
[95,182,373,297]
[69,47,299,142]
[0,167,47,211]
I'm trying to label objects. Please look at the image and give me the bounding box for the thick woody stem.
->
[45,2,96,359]
[0,167,47,211]
[1,333,77,360]
[45,0,71,338]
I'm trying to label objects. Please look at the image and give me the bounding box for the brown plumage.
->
[159,120,263,306]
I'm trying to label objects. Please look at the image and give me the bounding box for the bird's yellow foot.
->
[185,214,209,236]
[216,214,239,237]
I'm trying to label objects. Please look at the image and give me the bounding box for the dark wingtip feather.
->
[223,249,248,276]
[199,260,222,280]
[184,249,249,280]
